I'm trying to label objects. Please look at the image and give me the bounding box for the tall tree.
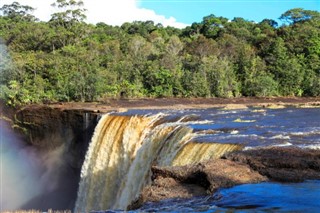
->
[50,0,87,25]
[0,1,38,22]
[280,8,320,24]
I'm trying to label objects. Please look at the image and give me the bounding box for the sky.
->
[0,0,319,28]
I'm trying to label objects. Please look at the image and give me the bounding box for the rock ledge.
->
[129,147,320,210]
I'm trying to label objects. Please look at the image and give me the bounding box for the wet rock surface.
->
[128,159,266,210]
[13,105,100,168]
[4,105,100,211]
[130,147,320,210]
[224,147,320,182]
[15,105,97,148]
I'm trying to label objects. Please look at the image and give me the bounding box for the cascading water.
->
[172,142,243,166]
[74,113,242,212]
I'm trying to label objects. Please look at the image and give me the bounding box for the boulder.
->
[224,147,320,182]
[130,147,320,210]
[128,159,266,210]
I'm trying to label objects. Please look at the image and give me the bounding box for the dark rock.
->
[223,147,320,182]
[7,105,101,210]
[129,159,266,210]
[15,106,96,146]
[130,147,320,210]
[14,105,99,169]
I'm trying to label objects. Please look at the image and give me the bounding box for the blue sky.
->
[0,0,319,28]
[140,0,320,25]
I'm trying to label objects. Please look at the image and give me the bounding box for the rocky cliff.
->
[129,147,320,210]
[10,105,100,168]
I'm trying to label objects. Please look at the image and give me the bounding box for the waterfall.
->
[83,112,90,129]
[74,113,243,212]
[172,142,244,166]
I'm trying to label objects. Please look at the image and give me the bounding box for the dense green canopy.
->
[0,1,319,105]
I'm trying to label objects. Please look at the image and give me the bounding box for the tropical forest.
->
[0,1,319,106]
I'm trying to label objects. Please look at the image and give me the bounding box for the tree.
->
[50,0,87,25]
[49,0,88,48]
[186,35,218,59]
[259,19,278,28]
[1,7,320,105]
[266,38,305,96]
[201,15,228,38]
[224,17,256,43]
[201,56,239,98]
[0,2,38,22]
[241,57,278,97]
[280,8,320,24]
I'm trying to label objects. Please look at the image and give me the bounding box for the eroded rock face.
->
[1,103,101,210]
[15,106,96,146]
[14,105,99,169]
[129,159,266,210]
[223,147,320,182]
[130,147,320,210]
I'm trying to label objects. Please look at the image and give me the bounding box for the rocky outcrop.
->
[128,159,266,210]
[224,147,320,182]
[15,105,96,147]
[4,105,103,211]
[130,147,320,210]
[13,105,100,169]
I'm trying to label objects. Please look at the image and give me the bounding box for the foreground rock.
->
[129,147,320,210]
[128,159,266,209]
[224,147,320,182]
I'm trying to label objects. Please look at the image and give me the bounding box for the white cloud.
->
[0,0,188,28]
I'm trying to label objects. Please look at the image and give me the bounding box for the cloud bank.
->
[0,0,188,28]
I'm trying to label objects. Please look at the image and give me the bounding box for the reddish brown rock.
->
[129,159,266,210]
[12,105,99,170]
[130,147,320,210]
[15,105,97,148]
[223,147,320,182]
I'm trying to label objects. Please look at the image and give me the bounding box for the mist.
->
[0,120,78,211]
[1,41,78,211]
[1,120,41,210]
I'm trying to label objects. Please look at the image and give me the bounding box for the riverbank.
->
[32,97,320,112]
[3,96,319,148]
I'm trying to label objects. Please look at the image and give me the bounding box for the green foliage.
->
[50,0,86,25]
[280,8,320,24]
[0,2,38,22]
[0,7,319,105]
[201,56,239,98]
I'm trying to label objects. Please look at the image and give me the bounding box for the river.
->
[1,106,320,212]
[124,107,320,212]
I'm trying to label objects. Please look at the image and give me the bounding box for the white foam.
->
[273,142,293,147]
[270,134,291,140]
[213,110,239,115]
[175,120,213,125]
[208,134,265,140]
[298,144,320,150]
[233,118,256,123]
[244,142,293,150]
[230,130,239,135]
[243,146,256,150]
[290,130,320,136]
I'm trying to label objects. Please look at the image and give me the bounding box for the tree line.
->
[0,1,319,105]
